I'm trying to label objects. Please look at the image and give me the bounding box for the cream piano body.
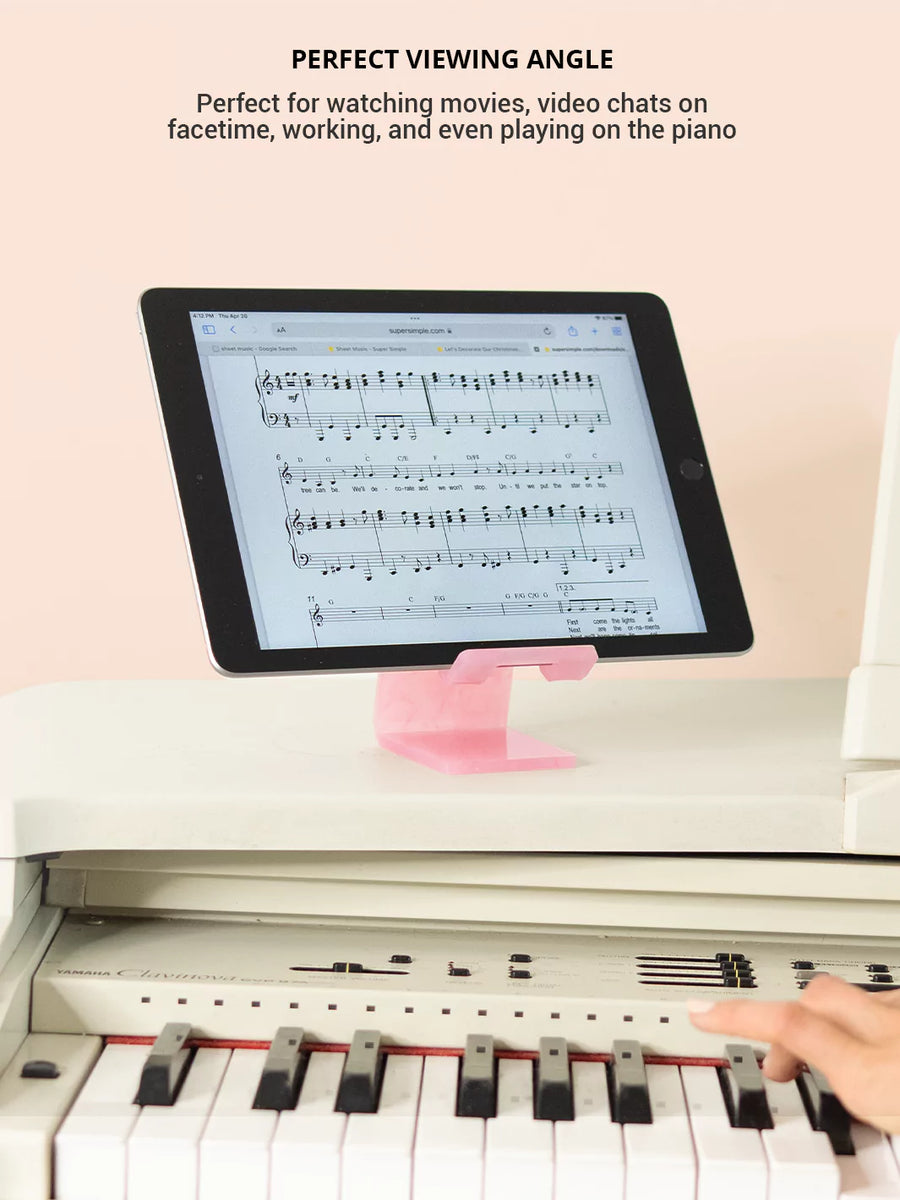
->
[2,342,900,1197]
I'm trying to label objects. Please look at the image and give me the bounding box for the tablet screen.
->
[141,290,751,672]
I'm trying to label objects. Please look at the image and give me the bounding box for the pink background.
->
[3,0,899,694]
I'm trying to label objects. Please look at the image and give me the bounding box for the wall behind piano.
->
[2,0,899,693]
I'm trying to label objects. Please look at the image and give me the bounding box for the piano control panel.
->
[31,914,900,1055]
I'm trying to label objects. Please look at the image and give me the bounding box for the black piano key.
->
[252,1026,306,1111]
[134,1022,193,1106]
[534,1037,573,1121]
[456,1033,496,1118]
[797,1066,855,1155]
[718,1043,773,1129]
[609,1039,652,1124]
[335,1029,384,1114]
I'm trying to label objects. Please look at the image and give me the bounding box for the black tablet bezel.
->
[140,288,752,674]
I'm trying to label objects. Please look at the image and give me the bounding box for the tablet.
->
[140,289,751,674]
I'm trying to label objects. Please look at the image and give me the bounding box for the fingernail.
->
[686,1000,716,1015]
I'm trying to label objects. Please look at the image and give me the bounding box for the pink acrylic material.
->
[374,645,598,774]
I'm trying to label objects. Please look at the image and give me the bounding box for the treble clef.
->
[312,604,324,627]
[281,462,293,485]
[290,509,305,535]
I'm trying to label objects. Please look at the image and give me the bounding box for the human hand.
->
[687,973,900,1134]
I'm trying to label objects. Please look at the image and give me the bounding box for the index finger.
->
[687,997,860,1080]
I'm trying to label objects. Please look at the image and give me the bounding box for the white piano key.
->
[199,1048,277,1200]
[554,1060,625,1200]
[413,1054,484,1200]
[484,1057,554,1200]
[54,1042,148,1200]
[342,1052,424,1200]
[270,1050,347,1200]
[127,1047,230,1200]
[762,1077,841,1200]
[839,1121,900,1199]
[681,1065,768,1200]
[624,1063,696,1200]
[0,1033,101,1200]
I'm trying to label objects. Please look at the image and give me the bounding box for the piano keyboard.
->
[2,1026,899,1200]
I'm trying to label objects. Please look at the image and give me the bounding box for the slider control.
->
[135,1022,193,1106]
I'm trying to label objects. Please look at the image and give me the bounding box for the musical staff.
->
[277,459,624,486]
[255,363,610,441]
[291,544,644,579]
[285,503,636,535]
[310,596,658,629]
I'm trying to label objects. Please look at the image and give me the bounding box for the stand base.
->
[374,646,598,775]
[377,727,577,774]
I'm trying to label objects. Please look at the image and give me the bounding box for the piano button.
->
[448,967,471,977]
[681,1065,768,1200]
[0,1033,101,1200]
[134,1022,193,1107]
[457,1033,497,1118]
[554,1061,625,1200]
[389,954,412,963]
[335,1029,384,1114]
[719,1044,773,1130]
[761,1077,840,1200]
[792,961,815,971]
[484,1058,554,1200]
[127,1047,230,1200]
[198,1048,276,1200]
[510,969,532,979]
[341,1053,423,1200]
[609,1039,652,1124]
[534,1037,573,1122]
[870,973,895,983]
[867,963,890,973]
[414,1055,484,1200]
[20,1060,60,1080]
[623,1064,696,1200]
[55,1043,148,1200]
[510,954,533,963]
[252,1026,306,1111]
[331,961,364,973]
[796,1066,855,1156]
[270,1051,347,1200]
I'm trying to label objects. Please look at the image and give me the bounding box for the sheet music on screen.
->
[189,310,706,650]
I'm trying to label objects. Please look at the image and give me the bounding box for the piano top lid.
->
[0,675,850,859]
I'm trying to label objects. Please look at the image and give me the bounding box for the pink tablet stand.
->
[374,645,598,774]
